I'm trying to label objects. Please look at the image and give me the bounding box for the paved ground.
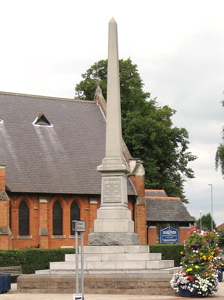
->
[0,282,224,300]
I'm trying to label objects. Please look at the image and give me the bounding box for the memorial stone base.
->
[88,205,140,245]
[88,232,140,246]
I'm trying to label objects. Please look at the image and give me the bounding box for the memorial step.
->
[37,259,174,273]
[35,245,175,275]
[36,266,179,275]
[65,252,161,262]
[80,245,150,253]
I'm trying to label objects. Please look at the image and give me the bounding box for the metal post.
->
[208,184,213,231]
[72,220,85,300]
[75,226,79,294]
[81,232,84,299]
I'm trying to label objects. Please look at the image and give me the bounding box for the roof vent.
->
[0,119,3,124]
[32,113,53,127]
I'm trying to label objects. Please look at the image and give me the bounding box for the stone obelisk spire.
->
[88,18,140,246]
[98,18,129,173]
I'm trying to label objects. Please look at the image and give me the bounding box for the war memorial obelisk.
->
[88,18,140,245]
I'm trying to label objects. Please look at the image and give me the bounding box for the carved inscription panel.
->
[102,177,122,203]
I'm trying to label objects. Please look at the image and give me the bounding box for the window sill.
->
[17,235,32,239]
[52,235,66,239]
[69,235,81,238]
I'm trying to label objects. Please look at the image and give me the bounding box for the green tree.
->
[196,213,217,231]
[215,100,224,176]
[75,58,196,202]
[75,58,149,115]
[215,143,224,176]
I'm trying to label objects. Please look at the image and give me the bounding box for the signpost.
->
[72,220,86,300]
[160,226,178,244]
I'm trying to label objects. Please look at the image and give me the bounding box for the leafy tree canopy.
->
[196,213,217,231]
[75,58,197,202]
[215,100,224,176]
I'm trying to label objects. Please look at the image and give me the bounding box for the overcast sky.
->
[1,0,224,226]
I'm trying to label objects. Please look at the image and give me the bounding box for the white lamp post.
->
[199,210,202,231]
[208,184,213,231]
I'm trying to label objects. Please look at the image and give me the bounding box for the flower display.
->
[170,270,218,296]
[170,228,223,297]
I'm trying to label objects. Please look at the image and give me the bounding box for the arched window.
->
[19,200,29,235]
[70,201,80,235]
[53,200,63,235]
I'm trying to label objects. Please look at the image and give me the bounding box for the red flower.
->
[186,275,194,282]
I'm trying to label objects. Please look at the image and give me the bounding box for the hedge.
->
[0,248,75,274]
[149,244,184,267]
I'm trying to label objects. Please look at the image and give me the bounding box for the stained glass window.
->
[19,200,29,235]
[70,201,80,235]
[53,200,63,235]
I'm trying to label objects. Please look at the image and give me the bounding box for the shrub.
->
[0,248,75,274]
[149,244,184,267]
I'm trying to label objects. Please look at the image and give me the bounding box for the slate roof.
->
[145,190,195,222]
[0,92,136,195]
[145,189,167,198]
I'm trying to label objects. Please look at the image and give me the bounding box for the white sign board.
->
[73,293,83,300]
[72,220,86,232]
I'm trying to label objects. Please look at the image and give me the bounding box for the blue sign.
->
[160,226,179,244]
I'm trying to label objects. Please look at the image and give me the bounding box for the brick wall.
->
[0,166,6,191]
[147,226,157,244]
[130,175,145,198]
[0,193,11,249]
[7,191,194,249]
[10,195,67,249]
[130,171,147,244]
[134,205,147,244]
[9,194,102,249]
[8,191,149,249]
[89,198,99,233]
[0,201,8,227]
[39,197,49,248]
[179,227,192,244]
[0,165,12,249]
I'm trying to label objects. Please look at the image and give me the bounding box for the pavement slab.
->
[0,282,223,300]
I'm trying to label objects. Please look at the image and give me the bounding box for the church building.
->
[0,89,194,250]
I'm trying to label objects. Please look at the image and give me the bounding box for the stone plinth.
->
[17,273,175,295]
[88,232,139,246]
